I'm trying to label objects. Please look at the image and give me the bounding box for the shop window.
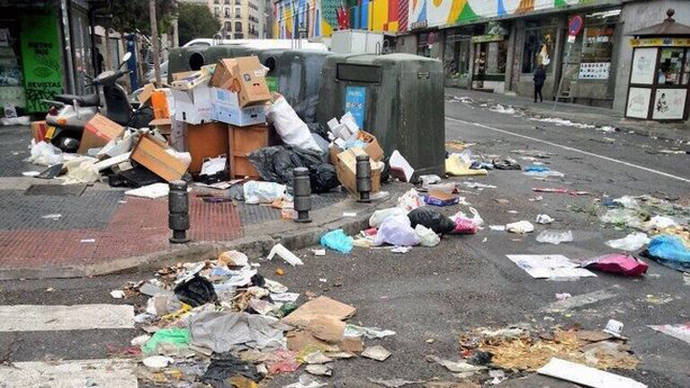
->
[683,50,690,85]
[522,26,556,74]
[444,31,471,78]
[657,48,685,85]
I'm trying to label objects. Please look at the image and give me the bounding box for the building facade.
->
[209,0,263,39]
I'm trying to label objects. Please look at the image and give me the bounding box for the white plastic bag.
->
[243,181,287,204]
[506,220,534,234]
[606,232,650,251]
[369,207,407,228]
[415,224,440,247]
[267,96,321,152]
[28,141,63,166]
[374,215,420,247]
[63,156,100,184]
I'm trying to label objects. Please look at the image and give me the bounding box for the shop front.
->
[471,33,507,93]
[624,9,690,121]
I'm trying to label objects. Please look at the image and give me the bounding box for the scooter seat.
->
[54,93,100,107]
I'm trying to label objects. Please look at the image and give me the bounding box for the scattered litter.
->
[425,355,485,373]
[606,232,650,251]
[397,189,424,212]
[489,104,516,114]
[343,212,357,217]
[536,230,573,245]
[370,207,408,228]
[305,364,332,376]
[389,150,415,182]
[506,221,534,234]
[80,239,95,243]
[536,214,554,224]
[361,345,391,361]
[507,255,596,279]
[542,288,618,313]
[531,117,596,129]
[283,374,327,388]
[648,323,690,345]
[22,171,40,177]
[532,187,568,193]
[415,224,440,247]
[419,174,442,186]
[142,355,174,370]
[644,235,690,272]
[391,246,412,254]
[489,225,506,231]
[110,290,125,299]
[311,249,326,256]
[537,358,646,388]
[408,207,455,234]
[424,190,460,207]
[344,324,395,339]
[603,319,624,338]
[368,378,424,388]
[125,183,170,199]
[142,327,191,354]
[489,369,506,385]
[320,229,353,254]
[267,243,304,266]
[462,182,496,189]
[375,215,420,247]
[243,181,287,204]
[446,153,488,177]
[130,334,151,346]
[582,254,648,276]
[41,213,62,220]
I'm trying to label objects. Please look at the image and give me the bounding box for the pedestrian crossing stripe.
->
[0,359,137,387]
[0,304,134,332]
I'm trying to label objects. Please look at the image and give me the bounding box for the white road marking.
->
[0,304,134,332]
[0,359,137,387]
[446,116,690,184]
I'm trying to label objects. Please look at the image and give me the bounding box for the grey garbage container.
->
[167,46,210,83]
[317,53,446,178]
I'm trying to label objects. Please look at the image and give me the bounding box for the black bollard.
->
[356,155,372,203]
[169,180,190,243]
[293,167,312,223]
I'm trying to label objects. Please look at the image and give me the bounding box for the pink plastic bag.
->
[582,253,648,276]
[452,218,478,234]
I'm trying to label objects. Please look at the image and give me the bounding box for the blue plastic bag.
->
[320,229,353,253]
[646,235,690,272]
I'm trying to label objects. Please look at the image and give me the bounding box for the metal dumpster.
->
[317,53,445,177]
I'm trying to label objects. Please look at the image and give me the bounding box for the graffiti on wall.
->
[273,0,604,38]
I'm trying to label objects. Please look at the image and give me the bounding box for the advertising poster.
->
[578,62,610,80]
[630,48,657,85]
[626,87,651,119]
[652,88,687,120]
[345,86,366,129]
[20,8,63,112]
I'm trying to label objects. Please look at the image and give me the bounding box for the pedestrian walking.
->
[533,64,546,103]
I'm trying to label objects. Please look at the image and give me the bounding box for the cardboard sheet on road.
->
[506,254,596,279]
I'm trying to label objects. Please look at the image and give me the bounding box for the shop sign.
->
[20,7,64,113]
[410,21,428,31]
[631,38,690,47]
[470,34,504,43]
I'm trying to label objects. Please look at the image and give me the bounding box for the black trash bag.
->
[408,207,455,234]
[202,352,262,387]
[310,163,339,193]
[249,145,337,193]
[492,158,522,170]
[306,122,329,139]
[174,275,218,307]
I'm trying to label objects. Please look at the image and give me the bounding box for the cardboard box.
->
[138,82,155,105]
[211,87,266,127]
[30,120,48,142]
[78,114,125,154]
[151,89,174,119]
[186,122,229,174]
[170,65,214,90]
[209,57,270,107]
[228,124,277,178]
[335,147,382,195]
[328,130,384,164]
[172,84,212,125]
[131,134,190,182]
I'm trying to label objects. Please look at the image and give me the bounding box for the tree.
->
[178,3,221,46]
[109,0,177,35]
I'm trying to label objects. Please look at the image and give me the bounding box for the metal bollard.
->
[293,167,312,223]
[356,155,372,203]
[168,180,190,243]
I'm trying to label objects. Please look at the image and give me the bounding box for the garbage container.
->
[167,46,210,83]
[317,53,445,177]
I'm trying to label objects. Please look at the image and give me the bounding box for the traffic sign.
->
[569,15,583,36]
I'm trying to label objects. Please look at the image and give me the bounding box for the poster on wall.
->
[20,8,64,113]
[626,87,651,119]
[345,86,366,129]
[652,88,687,120]
[630,47,657,85]
[578,62,610,80]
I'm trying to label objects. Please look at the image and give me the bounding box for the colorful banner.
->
[20,7,63,113]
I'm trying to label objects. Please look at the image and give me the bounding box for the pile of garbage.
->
[116,248,396,386]
[25,55,398,212]
[599,195,690,272]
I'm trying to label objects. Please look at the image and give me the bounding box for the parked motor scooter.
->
[44,52,153,152]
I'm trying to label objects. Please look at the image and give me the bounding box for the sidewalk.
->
[0,178,406,280]
[445,87,690,142]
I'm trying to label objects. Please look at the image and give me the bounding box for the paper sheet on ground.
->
[648,323,690,345]
[538,358,646,388]
[506,254,596,279]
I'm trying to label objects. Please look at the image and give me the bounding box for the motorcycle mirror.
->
[120,52,132,65]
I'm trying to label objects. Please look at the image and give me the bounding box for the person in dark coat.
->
[533,64,546,103]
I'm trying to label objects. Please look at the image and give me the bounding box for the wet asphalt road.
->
[0,93,689,387]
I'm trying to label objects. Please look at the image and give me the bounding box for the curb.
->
[0,190,401,281]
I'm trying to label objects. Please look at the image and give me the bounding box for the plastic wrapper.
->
[397,188,424,212]
[63,157,100,184]
[320,229,353,253]
[407,207,455,234]
[452,218,478,234]
[644,235,690,272]
[243,181,287,204]
[28,141,63,166]
[451,207,483,227]
[415,224,440,247]
[582,253,648,276]
[506,220,534,234]
[141,328,191,354]
[369,207,407,228]
[374,215,420,247]
[606,232,649,251]
[267,96,321,152]
[536,230,573,245]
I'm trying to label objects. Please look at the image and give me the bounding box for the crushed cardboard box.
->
[78,114,125,155]
[335,147,383,195]
[130,133,191,182]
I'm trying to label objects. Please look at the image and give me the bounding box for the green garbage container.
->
[317,53,446,177]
